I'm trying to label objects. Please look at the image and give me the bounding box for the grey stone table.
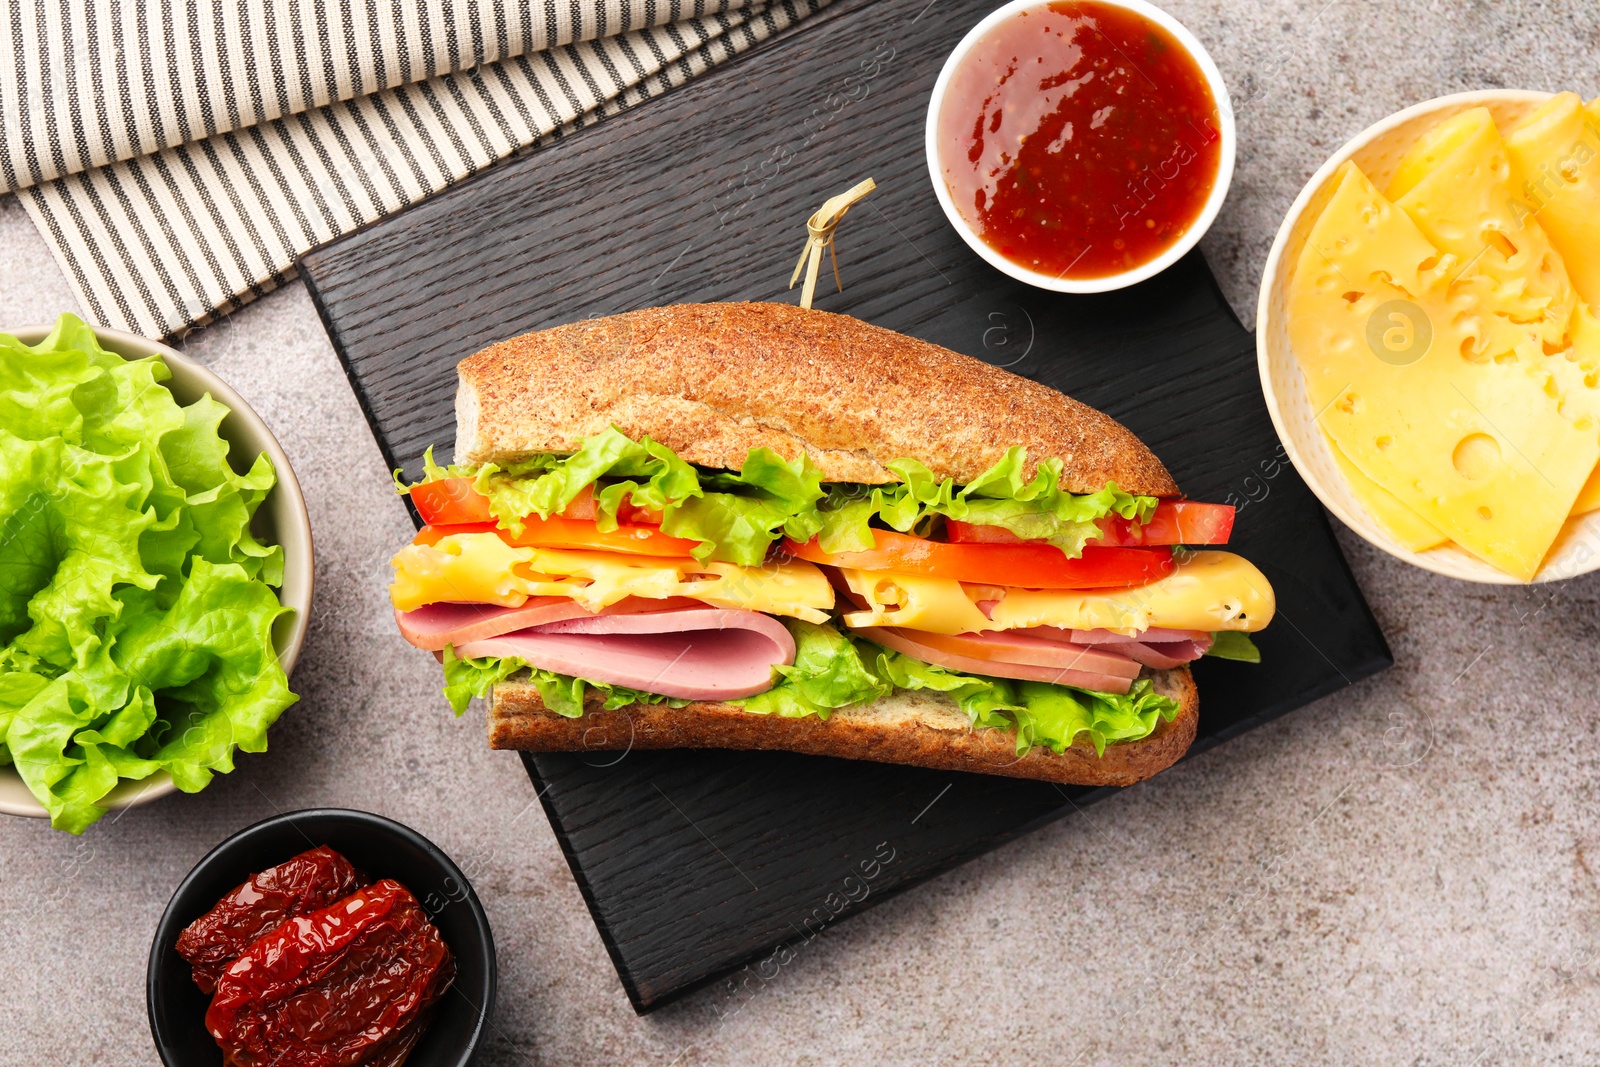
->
[3,1,1599,1063]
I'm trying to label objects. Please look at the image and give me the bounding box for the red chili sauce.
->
[936,0,1223,279]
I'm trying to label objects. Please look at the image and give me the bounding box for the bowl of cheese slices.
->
[1260,89,1600,583]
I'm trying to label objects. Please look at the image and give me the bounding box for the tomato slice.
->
[409,478,665,527]
[946,500,1235,548]
[780,531,1172,589]
[414,516,698,557]
[410,477,492,525]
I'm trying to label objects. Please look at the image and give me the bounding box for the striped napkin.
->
[2,0,827,338]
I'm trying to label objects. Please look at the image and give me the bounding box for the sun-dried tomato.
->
[177,845,369,994]
[204,879,455,1067]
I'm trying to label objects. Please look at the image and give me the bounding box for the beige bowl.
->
[0,324,313,820]
[1256,89,1600,584]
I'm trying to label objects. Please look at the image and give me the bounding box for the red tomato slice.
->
[946,500,1235,548]
[409,478,665,528]
[780,531,1172,589]
[414,516,698,557]
[410,477,492,525]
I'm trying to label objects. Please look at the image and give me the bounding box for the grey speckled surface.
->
[4,1,1600,1063]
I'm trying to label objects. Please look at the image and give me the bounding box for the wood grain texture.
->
[300,0,1391,1013]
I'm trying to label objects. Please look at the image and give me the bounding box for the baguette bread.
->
[456,302,1179,496]
[486,667,1197,787]
[455,302,1201,786]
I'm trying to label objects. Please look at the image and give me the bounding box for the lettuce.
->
[815,447,1158,557]
[733,619,890,718]
[0,315,295,833]
[443,620,1176,757]
[440,646,692,717]
[871,647,1179,756]
[403,427,825,567]
[405,435,1159,566]
[1205,631,1261,663]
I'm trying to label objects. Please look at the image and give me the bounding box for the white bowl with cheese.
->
[1257,89,1600,584]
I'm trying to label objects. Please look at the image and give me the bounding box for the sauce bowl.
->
[925,0,1235,293]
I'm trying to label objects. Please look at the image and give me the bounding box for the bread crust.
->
[486,667,1197,787]
[455,302,1178,496]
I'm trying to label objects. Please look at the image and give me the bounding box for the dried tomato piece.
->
[177,845,368,994]
[205,879,455,1067]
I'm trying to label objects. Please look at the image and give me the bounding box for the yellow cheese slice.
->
[1321,429,1449,550]
[390,534,835,622]
[1388,107,1574,350]
[837,551,1275,636]
[1505,93,1600,308]
[1574,464,1600,515]
[1288,162,1599,579]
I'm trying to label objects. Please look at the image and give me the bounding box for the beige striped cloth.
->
[2,0,827,338]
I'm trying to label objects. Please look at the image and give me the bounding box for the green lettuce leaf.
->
[440,645,693,717]
[402,427,826,567]
[815,447,1157,557]
[870,646,1179,756]
[1205,631,1261,663]
[733,619,890,718]
[439,621,1176,758]
[0,315,296,833]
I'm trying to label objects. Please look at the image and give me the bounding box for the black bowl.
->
[148,808,496,1066]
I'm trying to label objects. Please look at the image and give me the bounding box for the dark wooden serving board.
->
[300,0,1391,1013]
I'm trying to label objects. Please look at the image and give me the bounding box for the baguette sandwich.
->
[389,302,1274,786]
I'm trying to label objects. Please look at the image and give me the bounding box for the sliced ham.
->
[454,608,796,701]
[396,597,703,651]
[855,626,1139,694]
[1105,637,1212,669]
[963,622,1212,669]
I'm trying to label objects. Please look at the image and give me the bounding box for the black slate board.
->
[300,0,1391,1012]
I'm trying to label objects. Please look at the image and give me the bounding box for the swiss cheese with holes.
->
[1288,160,1599,580]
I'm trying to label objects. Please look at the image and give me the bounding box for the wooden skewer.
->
[789,178,877,309]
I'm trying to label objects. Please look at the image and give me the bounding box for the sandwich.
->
[389,302,1275,786]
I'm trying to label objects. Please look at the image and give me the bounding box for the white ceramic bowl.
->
[1256,89,1600,585]
[925,0,1236,293]
[0,324,313,819]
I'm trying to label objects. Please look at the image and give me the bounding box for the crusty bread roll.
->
[488,666,1197,787]
[457,302,1198,786]
[456,302,1179,496]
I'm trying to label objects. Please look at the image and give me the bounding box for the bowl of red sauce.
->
[147,809,496,1067]
[927,0,1234,291]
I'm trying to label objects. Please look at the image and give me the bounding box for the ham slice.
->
[1105,637,1211,669]
[855,626,1139,694]
[396,597,703,651]
[454,608,796,701]
[993,624,1212,669]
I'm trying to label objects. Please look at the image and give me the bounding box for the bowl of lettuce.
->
[0,315,311,833]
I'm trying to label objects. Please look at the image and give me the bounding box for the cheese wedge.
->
[1321,429,1449,551]
[1505,93,1600,308]
[390,534,835,622]
[837,551,1275,636]
[1288,162,1599,579]
[1389,107,1575,349]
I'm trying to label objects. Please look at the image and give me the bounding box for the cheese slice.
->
[1505,93,1600,308]
[1322,429,1449,551]
[390,534,835,622]
[1390,107,1575,348]
[838,551,1275,636]
[1288,162,1599,579]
